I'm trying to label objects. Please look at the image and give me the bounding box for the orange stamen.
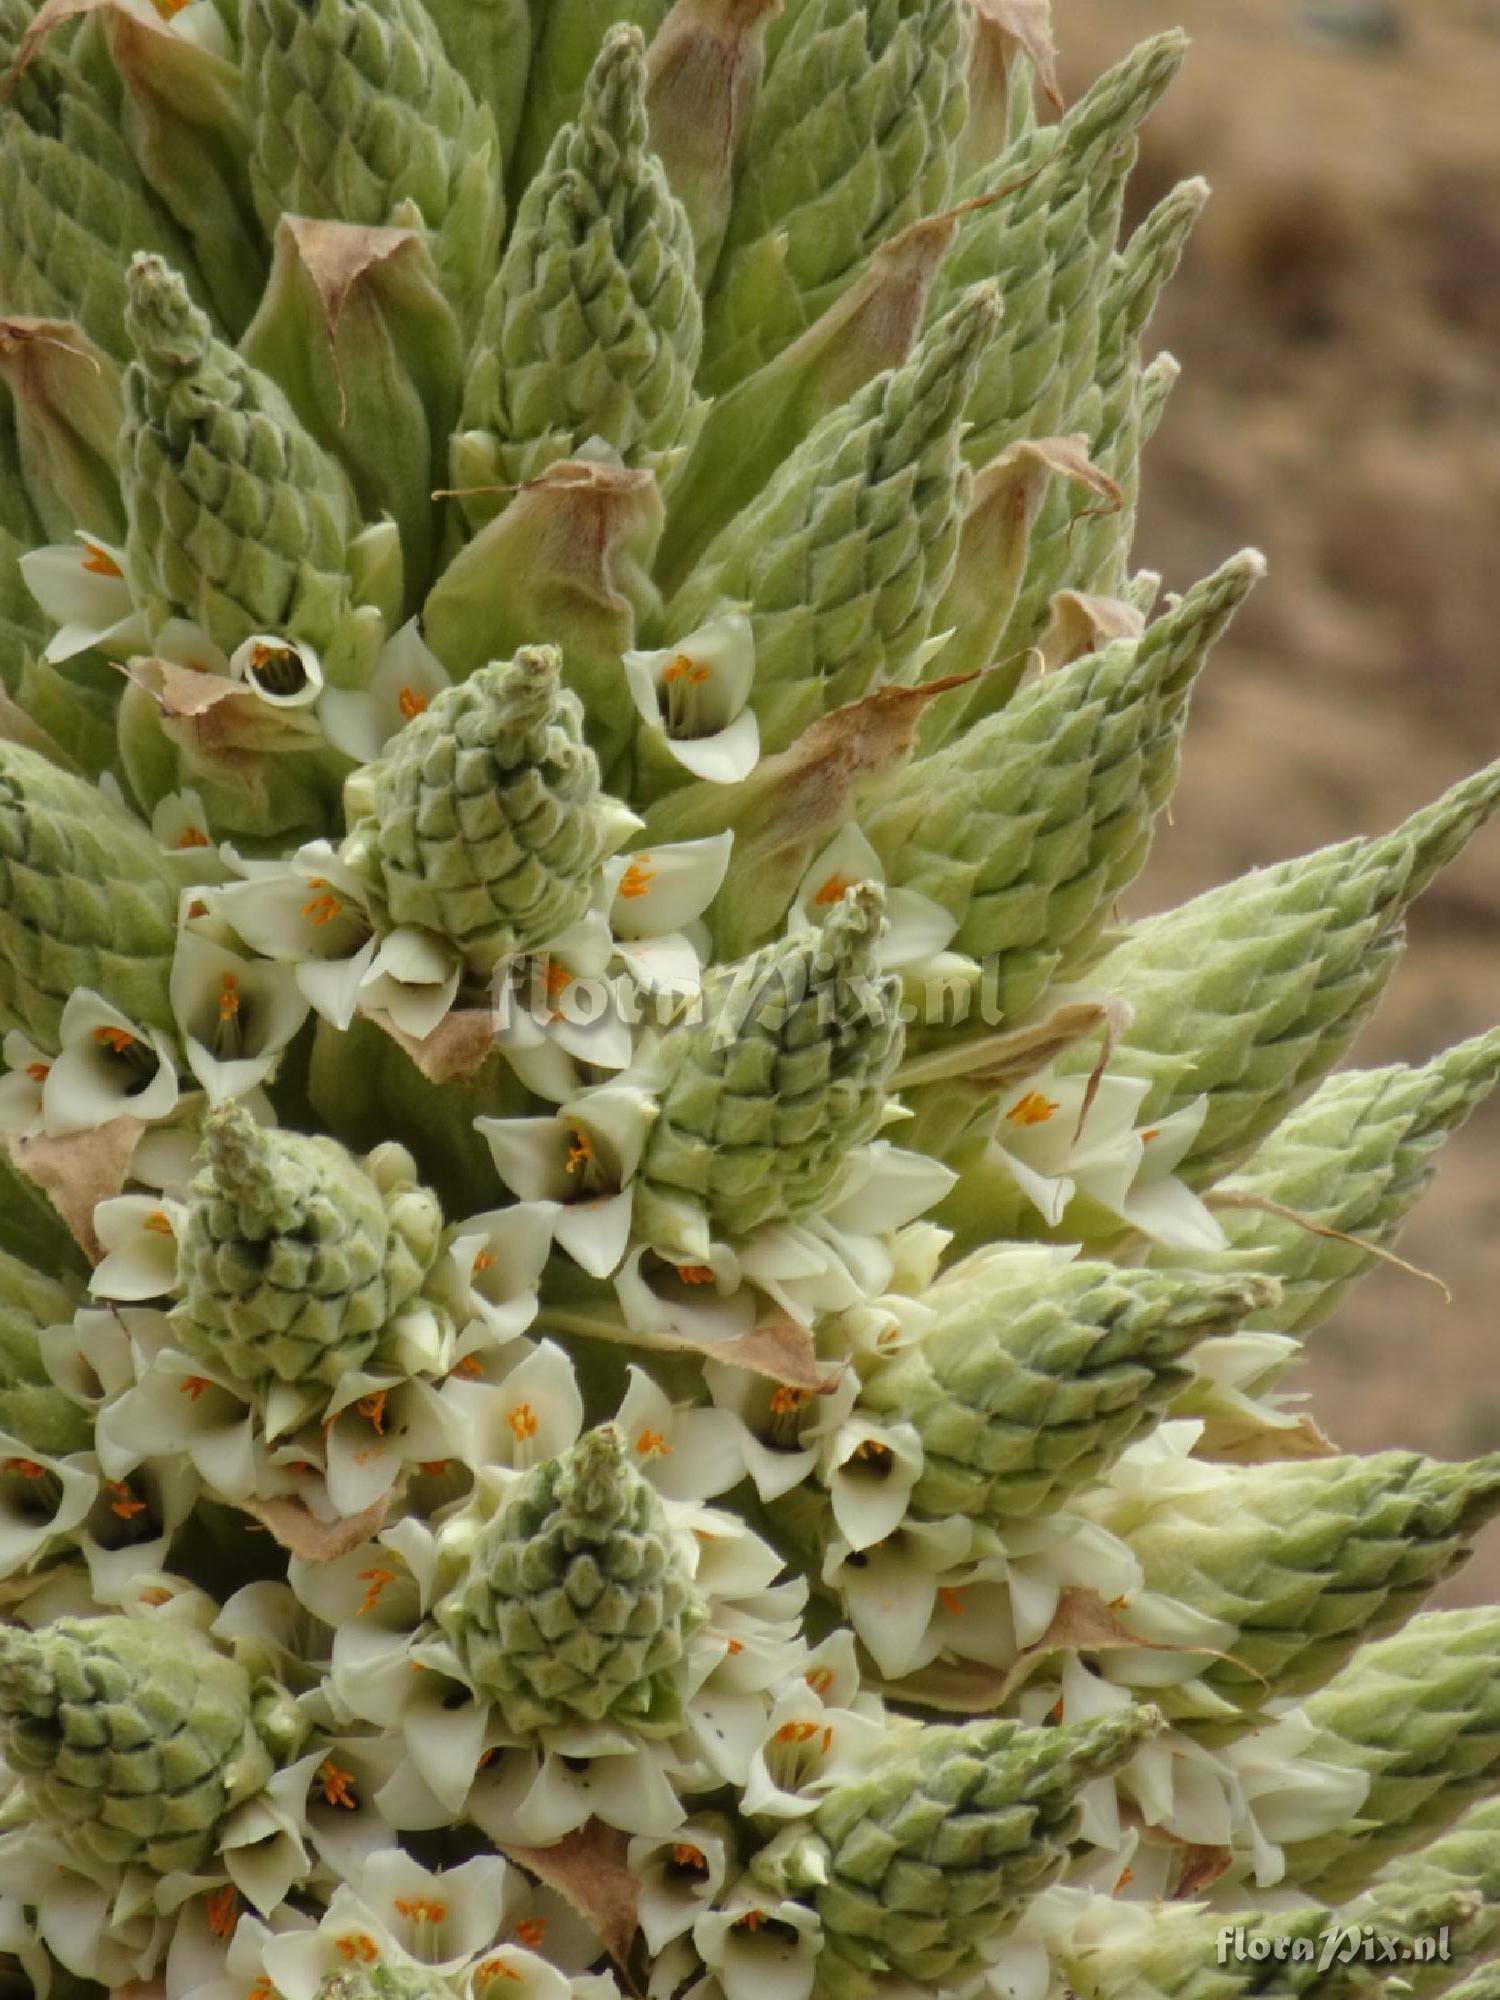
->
[356,1566,397,1615]
[1115,1867,1135,1893]
[92,1025,136,1055]
[1006,1090,1059,1127]
[635,1428,672,1459]
[176,825,211,850]
[514,1917,547,1949]
[81,542,123,578]
[805,1668,835,1695]
[472,1248,497,1274]
[356,1390,388,1434]
[319,1759,358,1809]
[769,1385,811,1416]
[672,1844,707,1869]
[564,1127,593,1174]
[397,685,427,721]
[144,1209,175,1235]
[775,1720,820,1745]
[476,1961,523,1985]
[618,860,657,900]
[1141,1127,1161,1143]
[452,1354,484,1378]
[301,890,343,927]
[417,1459,451,1477]
[140,1586,172,1607]
[725,1637,744,1655]
[24,1061,49,1083]
[218,973,240,1022]
[506,1402,539,1442]
[937,1586,964,1617]
[248,1980,277,2000]
[813,872,857,908]
[204,1885,238,1939]
[4,1458,48,1479]
[334,1934,379,1964]
[733,1911,765,1933]
[179,1376,211,1400]
[674,1264,715,1286]
[662,654,711,687]
[107,1480,146,1520]
[394,1897,448,1923]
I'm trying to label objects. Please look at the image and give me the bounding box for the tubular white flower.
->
[320,619,453,764]
[88,1194,186,1300]
[476,1081,656,1277]
[19,533,149,663]
[692,1894,822,2000]
[613,1362,748,1502]
[210,842,379,1030]
[791,822,958,972]
[358,926,465,1041]
[228,632,325,709]
[624,611,761,784]
[0,1027,52,1137]
[169,929,309,1102]
[444,1203,557,1348]
[629,1824,733,1953]
[39,989,178,1136]
[614,1243,757,1350]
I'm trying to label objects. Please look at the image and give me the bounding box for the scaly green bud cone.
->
[751,1706,1161,1994]
[868,551,1261,1023]
[665,285,1001,756]
[858,1254,1275,1524]
[1277,1608,1500,1900]
[416,0,532,173]
[1164,1029,1500,1338]
[434,1425,703,1737]
[241,0,502,323]
[0,1615,279,1873]
[929,33,1186,470]
[0,741,181,1046]
[120,254,369,672]
[173,1102,443,1397]
[0,31,198,362]
[510,0,672,191]
[635,883,904,1256]
[698,0,972,393]
[1094,1451,1500,1735]
[343,645,623,975]
[453,27,703,521]
[1053,761,1500,1188]
[1349,1810,1500,1997]
[0,1247,89,1457]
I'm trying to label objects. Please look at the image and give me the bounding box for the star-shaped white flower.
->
[169,929,309,1103]
[320,618,452,763]
[790,821,957,971]
[19,532,149,663]
[624,611,760,784]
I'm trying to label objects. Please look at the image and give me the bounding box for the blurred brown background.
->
[1062,0,1500,1591]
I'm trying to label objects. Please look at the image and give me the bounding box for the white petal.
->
[664,708,760,784]
[606,833,736,940]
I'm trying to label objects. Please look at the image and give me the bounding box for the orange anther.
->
[334,1933,379,1963]
[452,1354,484,1378]
[301,891,343,927]
[204,1885,238,1939]
[140,1586,172,1607]
[179,1376,211,1400]
[635,1428,672,1459]
[672,1844,707,1870]
[662,654,711,687]
[24,1061,49,1083]
[732,1911,765,1933]
[1006,1091,1059,1127]
[143,1210,175,1235]
[218,973,240,1022]
[769,1386,812,1416]
[618,860,657,900]
[417,1459,451,1477]
[81,542,123,578]
[394,1897,447,1923]
[356,1566,397,1615]
[775,1721,820,1745]
[108,1480,146,1520]
[805,1668,834,1695]
[476,1961,523,1984]
[176,825,211,849]
[674,1264,715,1286]
[507,1402,539,1442]
[725,1637,745,1655]
[564,1127,593,1174]
[1115,1867,1135,1893]
[472,1248,497,1274]
[937,1586,964,1617]
[4,1458,48,1479]
[92,1025,136,1055]
[318,1759,358,1809]
[514,1917,547,1949]
[356,1390,388,1434]
[1140,1127,1161,1143]
[397,686,427,721]
[813,873,857,908]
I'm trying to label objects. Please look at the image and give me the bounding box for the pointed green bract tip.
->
[124,254,210,375]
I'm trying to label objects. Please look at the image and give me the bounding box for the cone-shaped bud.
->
[434,1425,703,1738]
[859,1254,1275,1524]
[0,1247,89,1458]
[1055,761,1500,1187]
[1349,1811,1500,1992]
[0,6,198,361]
[173,1103,444,1395]
[510,0,672,190]
[699,0,972,391]
[1172,1028,1500,1338]
[0,741,181,1046]
[1098,1451,1500,1734]
[867,551,1261,1021]
[751,1706,1162,1993]
[635,883,905,1255]
[1278,1607,1500,1900]
[120,255,366,670]
[454,28,703,523]
[241,0,501,322]
[343,646,624,975]
[929,33,1187,466]
[0,1615,283,1873]
[665,285,1002,756]
[416,0,532,174]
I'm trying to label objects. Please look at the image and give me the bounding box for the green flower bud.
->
[1279,1607,1500,1899]
[0,1247,89,1458]
[434,1425,703,1738]
[699,0,972,392]
[859,1255,1275,1524]
[635,883,905,1256]
[0,741,181,1046]
[1166,1028,1500,1338]
[1097,1451,1500,1735]
[453,27,703,523]
[751,1706,1161,1993]
[868,551,1262,1023]
[0,1615,283,1874]
[342,646,625,976]
[173,1102,444,1398]
[1348,1807,1500,1996]
[241,0,502,324]
[120,254,371,675]
[1055,760,1500,1187]
[928,33,1187,468]
[665,285,1002,756]
[510,0,671,191]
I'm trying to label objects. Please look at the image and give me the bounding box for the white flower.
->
[36,989,178,1136]
[469,1739,686,1845]
[0,1436,98,1580]
[790,822,957,971]
[442,1340,586,1479]
[170,930,309,1103]
[321,1371,465,1516]
[615,1244,758,1351]
[477,1081,656,1279]
[624,611,760,783]
[603,833,735,998]
[88,1195,185,1301]
[823,1515,974,1680]
[320,618,453,763]
[693,1894,822,2000]
[492,910,634,1097]
[151,788,225,868]
[228,632,324,709]
[740,1682,887,1820]
[359,926,464,1041]
[445,1203,557,1347]
[612,1363,747,1502]
[210,843,379,1030]
[19,532,149,663]
[820,1414,924,1552]
[629,1826,733,1953]
[0,1028,52,1138]
[703,1366,858,1506]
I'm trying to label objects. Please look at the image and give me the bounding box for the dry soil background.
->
[1060,0,1500,1592]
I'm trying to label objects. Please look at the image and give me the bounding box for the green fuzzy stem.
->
[434,1424,703,1738]
[699,0,972,393]
[120,254,362,667]
[857,1255,1275,1525]
[454,25,703,522]
[0,740,181,1046]
[0,1247,89,1457]
[0,1615,278,1874]
[1053,761,1500,1188]
[868,551,1262,1023]
[750,1705,1161,1995]
[241,0,501,322]
[665,285,1001,756]
[928,32,1187,471]
[342,645,619,976]
[634,883,905,1257]
[173,1101,443,1398]
[1278,1607,1500,1900]
[1094,1451,1500,1736]
[1161,1027,1500,1338]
